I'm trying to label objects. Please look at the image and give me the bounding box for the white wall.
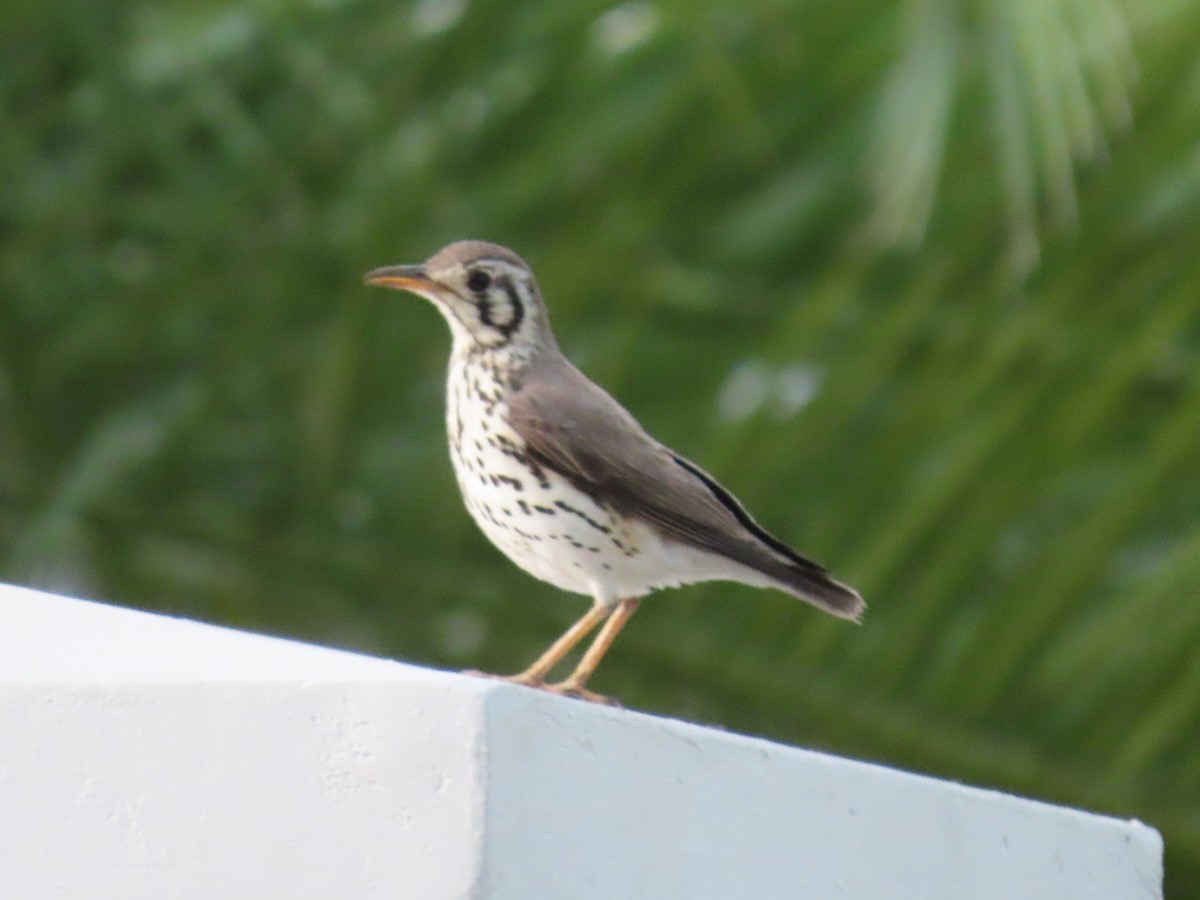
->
[0,583,1163,899]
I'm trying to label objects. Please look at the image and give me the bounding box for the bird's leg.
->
[471,603,611,688]
[549,598,640,705]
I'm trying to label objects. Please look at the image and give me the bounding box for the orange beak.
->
[363,264,438,292]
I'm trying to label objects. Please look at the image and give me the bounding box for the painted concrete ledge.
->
[0,582,1162,900]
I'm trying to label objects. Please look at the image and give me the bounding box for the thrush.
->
[365,241,864,704]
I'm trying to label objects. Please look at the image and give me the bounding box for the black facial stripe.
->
[477,293,495,328]
[496,277,525,339]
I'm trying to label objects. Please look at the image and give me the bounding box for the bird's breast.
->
[443,362,654,597]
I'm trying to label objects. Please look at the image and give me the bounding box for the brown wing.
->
[507,358,864,620]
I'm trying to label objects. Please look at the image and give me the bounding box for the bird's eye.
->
[466,269,491,293]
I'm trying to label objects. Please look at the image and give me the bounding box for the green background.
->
[3,0,1197,892]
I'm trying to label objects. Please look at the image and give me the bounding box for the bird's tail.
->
[667,453,866,622]
[770,559,865,622]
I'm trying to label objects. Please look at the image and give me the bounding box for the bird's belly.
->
[448,398,750,603]
[447,416,635,596]
[457,463,623,596]
[456,453,740,601]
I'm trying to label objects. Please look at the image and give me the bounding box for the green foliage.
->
[3,0,1198,889]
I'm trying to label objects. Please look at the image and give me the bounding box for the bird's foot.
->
[543,679,622,707]
[460,669,553,691]
[460,670,620,706]
[460,669,535,685]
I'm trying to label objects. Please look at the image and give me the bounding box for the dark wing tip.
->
[773,559,865,621]
[815,578,867,623]
[668,452,866,621]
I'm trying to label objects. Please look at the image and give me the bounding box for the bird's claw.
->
[544,681,622,707]
[461,669,621,706]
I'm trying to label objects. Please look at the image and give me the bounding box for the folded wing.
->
[507,358,865,621]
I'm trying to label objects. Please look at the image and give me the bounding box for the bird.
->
[365,241,864,704]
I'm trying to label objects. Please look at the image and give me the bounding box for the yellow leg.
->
[551,598,640,703]
[510,603,611,684]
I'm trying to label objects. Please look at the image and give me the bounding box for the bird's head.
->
[365,241,554,355]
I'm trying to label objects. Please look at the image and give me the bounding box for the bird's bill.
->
[363,264,437,293]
